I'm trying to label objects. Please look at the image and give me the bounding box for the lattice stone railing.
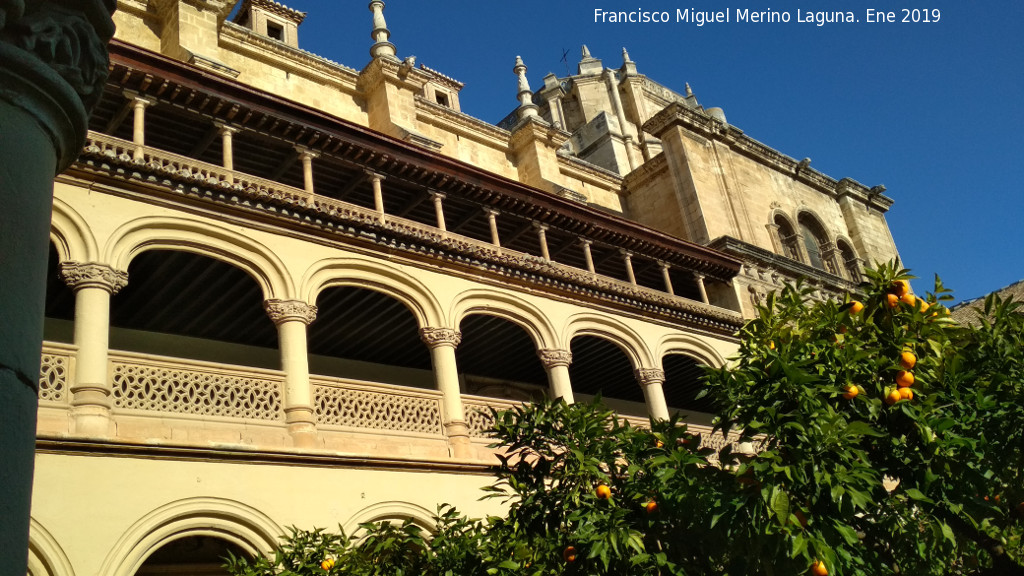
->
[110,353,285,421]
[464,396,524,439]
[313,378,444,436]
[38,344,74,404]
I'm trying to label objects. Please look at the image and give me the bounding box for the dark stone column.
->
[0,1,115,571]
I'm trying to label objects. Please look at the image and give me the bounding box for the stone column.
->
[621,250,637,286]
[431,191,447,231]
[604,69,639,171]
[216,122,239,171]
[59,263,128,436]
[635,368,670,420]
[695,274,710,305]
[264,299,319,448]
[419,327,471,458]
[296,146,318,196]
[129,92,154,161]
[659,261,675,296]
[580,239,596,274]
[484,209,501,248]
[538,349,574,403]
[367,171,386,223]
[0,1,117,571]
[534,222,551,261]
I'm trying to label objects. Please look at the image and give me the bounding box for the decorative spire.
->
[622,47,632,62]
[368,1,396,59]
[620,46,637,76]
[582,45,592,59]
[578,44,603,75]
[685,83,693,97]
[513,56,538,120]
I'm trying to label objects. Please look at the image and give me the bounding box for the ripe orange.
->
[899,387,914,401]
[849,300,864,314]
[563,546,578,563]
[917,297,930,311]
[321,558,335,570]
[892,279,910,297]
[899,351,917,370]
[842,385,859,400]
[886,390,902,405]
[768,340,776,350]
[645,500,658,514]
[896,370,914,388]
[886,294,900,308]
[596,484,612,499]
[654,439,664,448]
[900,292,915,306]
[811,560,829,576]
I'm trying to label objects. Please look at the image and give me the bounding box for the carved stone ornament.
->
[58,262,128,293]
[418,327,462,348]
[0,0,117,170]
[634,368,666,385]
[263,299,318,325]
[537,349,572,369]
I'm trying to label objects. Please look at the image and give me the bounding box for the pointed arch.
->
[98,497,283,576]
[563,314,653,368]
[449,289,558,350]
[103,216,294,300]
[301,257,444,329]
[50,197,98,264]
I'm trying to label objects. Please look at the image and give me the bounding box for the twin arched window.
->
[773,212,860,280]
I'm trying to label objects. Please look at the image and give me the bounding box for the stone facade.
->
[24,2,902,575]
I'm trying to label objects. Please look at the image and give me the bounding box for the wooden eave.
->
[105,40,741,281]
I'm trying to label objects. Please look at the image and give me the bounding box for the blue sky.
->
[286,1,1023,305]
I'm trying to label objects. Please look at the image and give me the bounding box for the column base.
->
[444,421,472,459]
[70,392,113,438]
[286,407,318,449]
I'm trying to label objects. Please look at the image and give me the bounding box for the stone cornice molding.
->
[419,327,461,349]
[357,55,430,94]
[263,299,317,325]
[235,0,306,25]
[508,116,570,152]
[414,96,510,149]
[634,368,666,385]
[151,0,233,24]
[0,0,116,172]
[643,103,894,212]
[221,21,359,81]
[58,262,128,293]
[537,349,572,369]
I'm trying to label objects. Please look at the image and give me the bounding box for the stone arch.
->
[562,314,653,369]
[449,289,558,350]
[98,497,284,576]
[655,334,728,369]
[28,518,75,576]
[768,209,801,262]
[50,197,98,263]
[796,210,835,272]
[835,236,861,280]
[342,501,437,536]
[103,216,294,301]
[301,257,444,329]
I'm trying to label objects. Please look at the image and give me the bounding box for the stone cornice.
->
[508,116,570,152]
[621,152,668,192]
[709,236,857,294]
[643,103,895,212]
[356,54,430,94]
[413,96,510,149]
[235,0,306,25]
[221,21,360,81]
[556,152,624,189]
[418,63,464,90]
[58,262,129,293]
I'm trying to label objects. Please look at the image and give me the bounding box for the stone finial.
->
[578,45,603,75]
[620,47,637,76]
[582,45,592,58]
[622,47,632,62]
[368,0,396,59]
[685,83,694,97]
[513,55,538,120]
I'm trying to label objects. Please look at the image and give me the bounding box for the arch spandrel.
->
[562,314,653,369]
[655,334,730,369]
[102,216,295,301]
[50,197,99,264]
[449,289,558,350]
[98,497,283,576]
[300,257,444,329]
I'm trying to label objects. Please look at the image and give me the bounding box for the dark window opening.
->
[266,21,284,41]
[434,92,450,107]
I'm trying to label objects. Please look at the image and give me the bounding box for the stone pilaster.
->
[538,349,574,403]
[0,1,117,571]
[635,368,670,420]
[419,327,470,458]
[265,299,319,448]
[59,262,127,437]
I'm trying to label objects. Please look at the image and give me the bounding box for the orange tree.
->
[226,265,1023,576]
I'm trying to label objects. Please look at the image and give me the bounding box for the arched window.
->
[773,214,801,262]
[836,239,861,281]
[798,214,832,273]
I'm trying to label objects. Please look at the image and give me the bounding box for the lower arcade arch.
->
[568,335,646,416]
[662,353,716,415]
[456,313,548,400]
[134,535,249,576]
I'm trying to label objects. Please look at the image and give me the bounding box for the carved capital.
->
[58,262,127,293]
[538,349,572,369]
[634,368,666,386]
[419,327,461,348]
[0,0,116,170]
[264,299,318,325]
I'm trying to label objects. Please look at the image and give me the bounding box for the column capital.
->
[295,146,320,160]
[213,120,240,134]
[364,169,386,181]
[429,190,446,200]
[124,90,156,107]
[264,299,318,325]
[619,248,634,258]
[538,349,572,369]
[419,327,462,349]
[635,368,666,386]
[58,262,128,294]
[482,207,500,217]
[532,220,549,231]
[579,237,593,246]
